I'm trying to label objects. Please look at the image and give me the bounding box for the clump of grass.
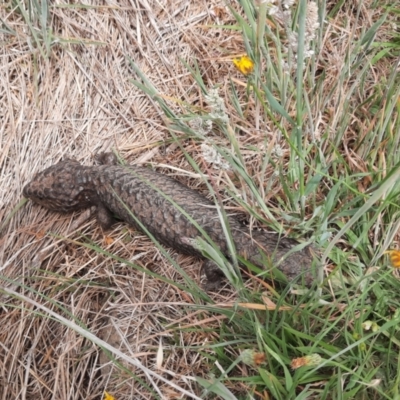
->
[128,0,400,398]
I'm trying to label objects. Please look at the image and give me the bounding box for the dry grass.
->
[0,1,254,398]
[1,0,399,399]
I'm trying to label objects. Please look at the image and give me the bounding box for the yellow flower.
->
[233,55,254,75]
[385,250,400,268]
[104,392,116,400]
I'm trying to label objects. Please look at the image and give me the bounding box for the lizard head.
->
[23,159,97,212]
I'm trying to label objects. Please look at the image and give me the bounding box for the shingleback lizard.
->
[23,152,316,289]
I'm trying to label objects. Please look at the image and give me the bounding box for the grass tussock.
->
[1,0,400,399]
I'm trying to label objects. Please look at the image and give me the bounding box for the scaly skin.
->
[23,153,316,288]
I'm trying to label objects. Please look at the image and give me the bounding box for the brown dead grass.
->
[0,0,395,398]
[0,1,248,398]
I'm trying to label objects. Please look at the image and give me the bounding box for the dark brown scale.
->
[23,153,316,289]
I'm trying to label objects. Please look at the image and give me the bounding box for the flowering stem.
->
[294,0,307,215]
[255,1,267,71]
